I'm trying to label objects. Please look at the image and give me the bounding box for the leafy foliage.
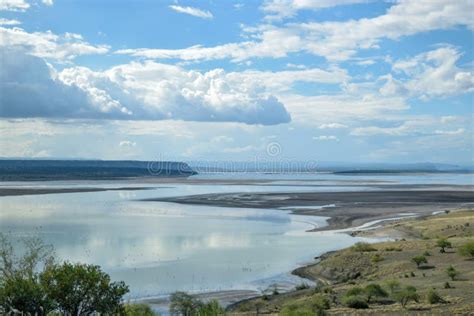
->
[351,242,377,252]
[411,255,428,268]
[436,238,452,253]
[341,295,368,309]
[458,241,474,259]
[392,285,419,308]
[427,289,446,304]
[364,284,388,303]
[446,265,459,281]
[124,303,156,316]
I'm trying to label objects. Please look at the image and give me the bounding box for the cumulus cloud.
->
[117,0,473,62]
[0,0,29,11]
[384,46,474,99]
[169,5,213,19]
[0,27,110,61]
[0,51,291,125]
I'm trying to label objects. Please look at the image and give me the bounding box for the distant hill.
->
[0,160,196,181]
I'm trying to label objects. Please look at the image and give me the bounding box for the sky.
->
[0,0,473,165]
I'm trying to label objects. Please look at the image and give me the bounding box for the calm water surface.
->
[0,173,470,299]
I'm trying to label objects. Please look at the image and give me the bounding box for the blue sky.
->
[0,0,473,165]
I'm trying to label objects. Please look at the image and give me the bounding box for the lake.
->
[0,172,471,301]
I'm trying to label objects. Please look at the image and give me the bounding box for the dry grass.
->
[228,210,474,315]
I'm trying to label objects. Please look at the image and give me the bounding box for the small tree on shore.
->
[384,279,400,294]
[364,284,388,303]
[458,242,474,260]
[437,238,452,253]
[392,285,419,308]
[411,255,428,268]
[446,265,459,281]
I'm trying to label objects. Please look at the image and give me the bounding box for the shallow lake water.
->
[0,173,470,300]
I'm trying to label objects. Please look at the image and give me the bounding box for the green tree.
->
[196,299,225,316]
[0,234,55,315]
[427,289,446,304]
[345,286,364,297]
[383,279,400,294]
[124,303,155,316]
[392,285,419,308]
[458,241,474,260]
[364,284,388,303]
[436,238,452,253]
[40,262,129,315]
[446,265,459,281]
[169,292,202,316]
[411,255,428,268]
[341,296,368,309]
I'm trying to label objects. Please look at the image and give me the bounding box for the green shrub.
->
[280,304,318,316]
[458,241,474,259]
[392,286,419,308]
[364,284,388,303]
[371,254,384,263]
[384,279,400,294]
[423,251,431,256]
[342,296,368,309]
[411,255,427,268]
[196,299,225,316]
[437,238,452,253]
[295,283,310,290]
[351,242,377,252]
[124,303,155,316]
[384,246,402,252]
[444,282,451,289]
[427,289,446,304]
[345,286,364,297]
[312,294,330,310]
[446,265,459,281]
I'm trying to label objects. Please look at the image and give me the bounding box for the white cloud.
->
[42,0,53,5]
[385,46,474,99]
[261,0,367,21]
[440,116,458,124]
[119,140,136,147]
[169,5,213,19]
[117,1,474,62]
[0,51,291,125]
[318,123,348,129]
[313,135,339,141]
[434,128,465,135]
[0,0,29,11]
[0,27,109,61]
[0,18,21,25]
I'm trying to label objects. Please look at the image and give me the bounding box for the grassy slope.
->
[228,210,474,315]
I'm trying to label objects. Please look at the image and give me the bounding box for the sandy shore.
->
[144,189,474,231]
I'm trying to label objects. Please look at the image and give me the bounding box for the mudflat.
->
[145,189,474,230]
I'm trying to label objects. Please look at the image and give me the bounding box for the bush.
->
[295,283,310,290]
[427,289,446,304]
[444,281,451,289]
[446,265,459,281]
[384,279,400,294]
[312,294,330,310]
[411,255,428,268]
[0,234,129,316]
[437,238,452,253]
[342,296,368,309]
[384,246,402,252]
[458,241,474,260]
[169,292,201,316]
[423,251,431,256]
[124,303,155,316]
[345,286,364,297]
[351,242,377,252]
[371,254,384,263]
[392,286,419,308]
[364,284,388,303]
[40,262,129,315]
[196,299,225,316]
[280,304,317,316]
